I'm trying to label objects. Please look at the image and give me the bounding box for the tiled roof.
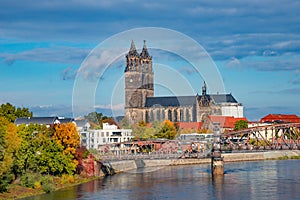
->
[59,118,74,124]
[178,122,203,130]
[74,119,89,127]
[145,96,196,107]
[145,94,238,108]
[209,116,247,128]
[14,117,59,125]
[209,94,238,103]
[260,114,300,123]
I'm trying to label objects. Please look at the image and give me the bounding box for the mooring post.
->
[211,122,224,176]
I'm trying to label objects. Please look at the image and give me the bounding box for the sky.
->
[1,0,300,121]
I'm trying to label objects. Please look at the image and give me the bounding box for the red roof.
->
[178,122,203,130]
[260,114,300,123]
[208,116,247,129]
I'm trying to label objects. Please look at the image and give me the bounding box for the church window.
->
[186,109,190,122]
[168,110,172,121]
[174,109,178,122]
[150,110,154,122]
[156,109,160,121]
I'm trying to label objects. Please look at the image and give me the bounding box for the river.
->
[23,159,300,200]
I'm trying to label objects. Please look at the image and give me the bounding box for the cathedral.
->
[124,40,243,124]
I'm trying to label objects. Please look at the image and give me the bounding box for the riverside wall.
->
[106,150,300,174]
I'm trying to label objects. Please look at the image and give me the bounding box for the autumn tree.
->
[0,117,21,192]
[0,103,32,123]
[53,123,80,156]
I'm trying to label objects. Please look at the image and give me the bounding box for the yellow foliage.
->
[53,123,80,156]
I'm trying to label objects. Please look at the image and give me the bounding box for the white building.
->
[82,123,133,150]
[221,103,244,118]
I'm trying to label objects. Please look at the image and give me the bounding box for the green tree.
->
[0,103,32,123]
[15,124,77,176]
[119,116,131,129]
[84,112,103,124]
[234,120,248,131]
[155,120,178,139]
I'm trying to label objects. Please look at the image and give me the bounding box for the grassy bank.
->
[0,175,99,200]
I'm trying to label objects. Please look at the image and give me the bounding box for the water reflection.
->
[24,160,300,200]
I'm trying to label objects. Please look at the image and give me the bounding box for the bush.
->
[20,173,56,193]
[40,175,55,193]
[41,182,55,193]
[0,173,14,192]
[20,172,40,188]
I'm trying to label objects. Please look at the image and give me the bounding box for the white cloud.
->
[0,46,89,65]
[94,103,124,111]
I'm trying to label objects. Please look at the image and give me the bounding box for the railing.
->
[100,151,211,162]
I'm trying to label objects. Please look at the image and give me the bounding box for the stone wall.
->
[105,150,300,174]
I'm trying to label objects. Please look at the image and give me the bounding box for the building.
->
[14,116,60,127]
[260,114,300,123]
[124,40,243,124]
[83,123,133,150]
[202,115,248,133]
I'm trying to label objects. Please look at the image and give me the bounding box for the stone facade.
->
[125,40,243,124]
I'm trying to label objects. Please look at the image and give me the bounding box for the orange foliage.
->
[53,123,80,156]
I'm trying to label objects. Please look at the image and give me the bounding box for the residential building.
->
[83,123,133,150]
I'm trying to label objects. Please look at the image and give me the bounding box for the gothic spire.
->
[202,81,207,96]
[128,40,139,57]
[140,40,150,58]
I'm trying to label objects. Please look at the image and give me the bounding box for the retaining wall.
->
[107,150,300,174]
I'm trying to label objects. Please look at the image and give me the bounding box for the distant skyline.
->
[1,0,300,121]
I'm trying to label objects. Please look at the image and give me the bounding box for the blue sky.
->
[0,0,300,121]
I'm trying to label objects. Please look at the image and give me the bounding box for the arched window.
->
[156,109,160,121]
[174,109,178,122]
[168,109,172,121]
[186,108,190,122]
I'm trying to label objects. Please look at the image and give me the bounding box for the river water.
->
[24,159,300,200]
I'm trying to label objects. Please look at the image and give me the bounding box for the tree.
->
[0,103,32,123]
[234,120,248,131]
[15,124,77,176]
[84,112,103,124]
[119,116,131,129]
[53,123,80,156]
[155,120,178,139]
[0,117,21,192]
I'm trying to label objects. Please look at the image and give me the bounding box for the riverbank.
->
[107,150,300,173]
[0,176,99,200]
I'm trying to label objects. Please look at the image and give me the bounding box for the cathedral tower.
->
[125,40,153,123]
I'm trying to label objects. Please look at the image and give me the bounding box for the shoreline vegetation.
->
[0,175,99,200]
[1,152,300,200]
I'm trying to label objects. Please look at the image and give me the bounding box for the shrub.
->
[60,174,75,184]
[40,175,55,193]
[20,172,40,188]
[41,182,55,193]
